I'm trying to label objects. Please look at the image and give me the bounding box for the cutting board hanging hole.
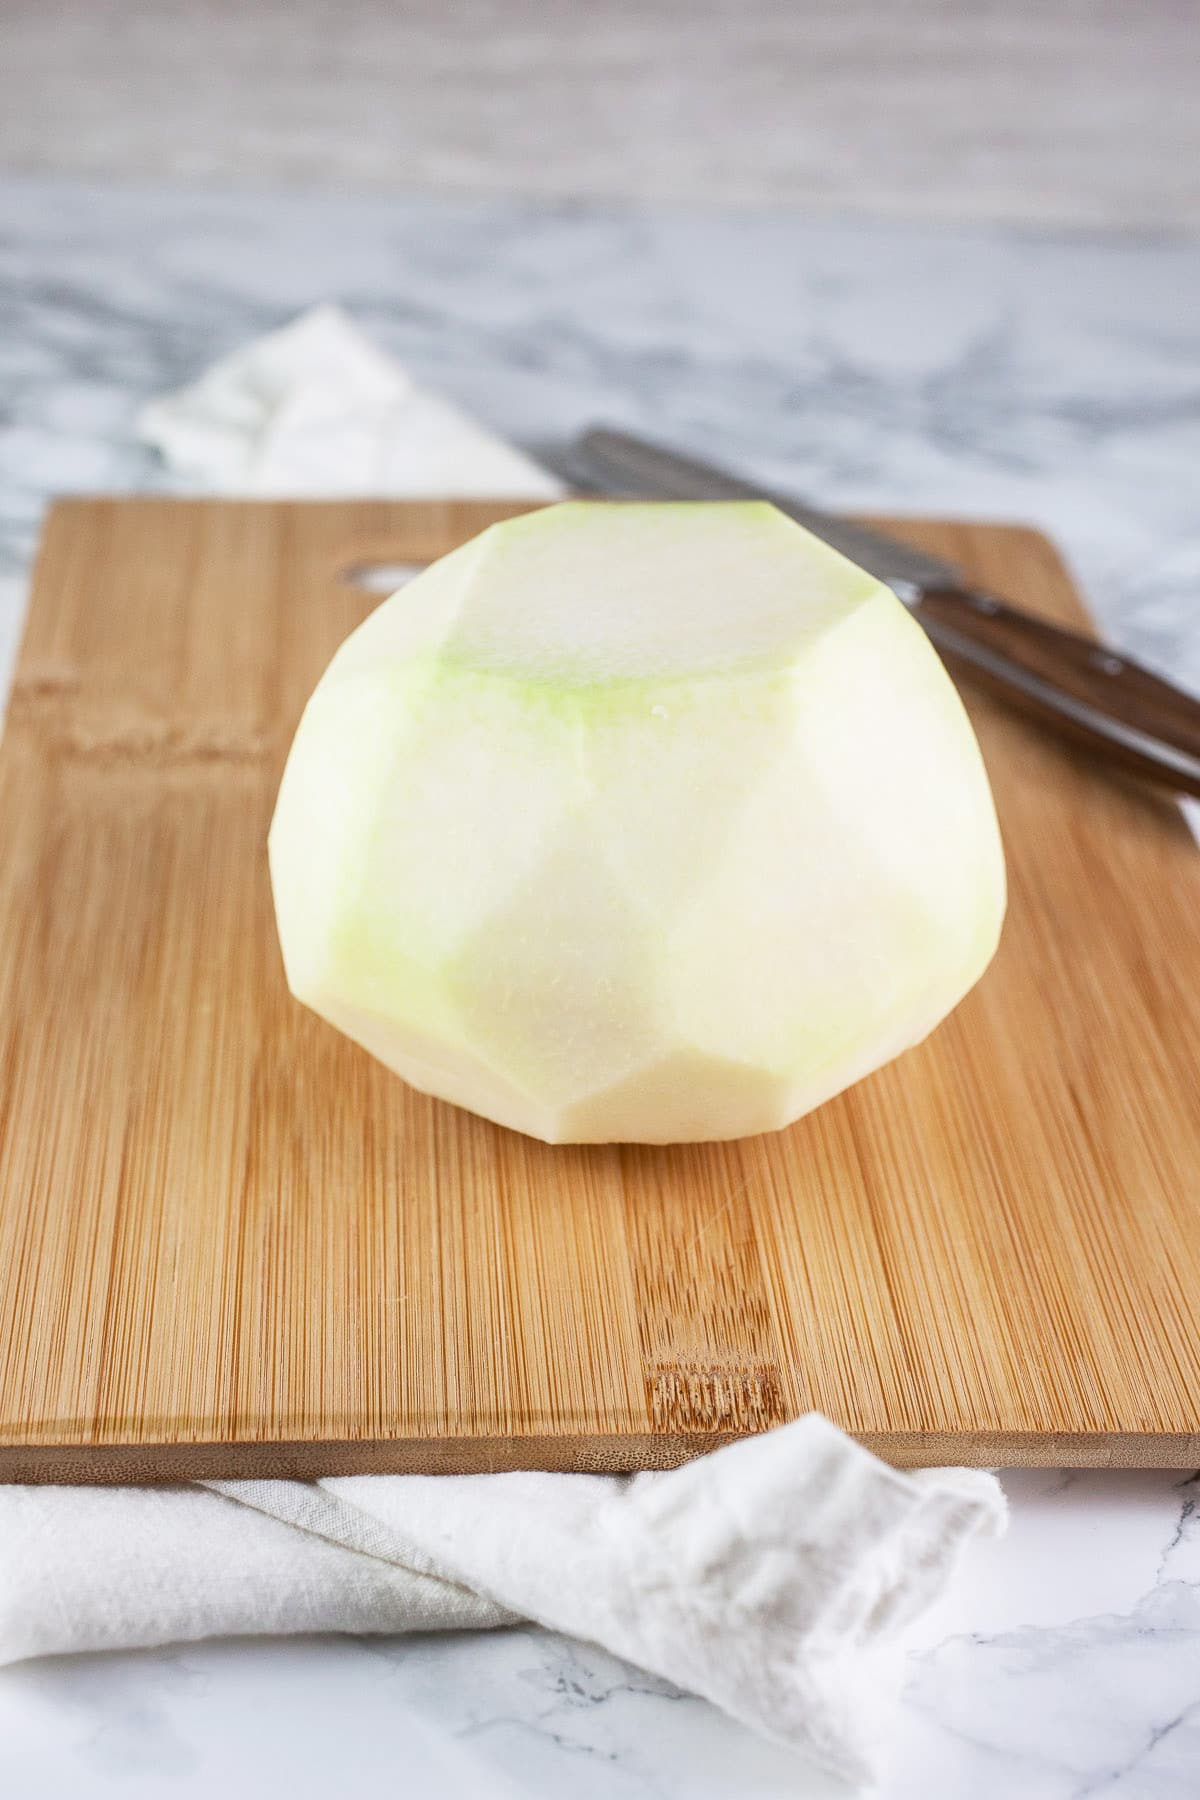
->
[343,561,426,595]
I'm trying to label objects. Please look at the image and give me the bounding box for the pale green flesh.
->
[270,502,1006,1144]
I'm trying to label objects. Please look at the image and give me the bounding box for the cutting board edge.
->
[5,1429,1200,1484]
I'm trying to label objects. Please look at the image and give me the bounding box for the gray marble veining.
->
[1,180,1198,699]
[0,177,1198,1798]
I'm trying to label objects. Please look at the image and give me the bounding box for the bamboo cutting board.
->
[1,497,1199,1483]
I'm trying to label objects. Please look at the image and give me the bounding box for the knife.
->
[566,427,1200,801]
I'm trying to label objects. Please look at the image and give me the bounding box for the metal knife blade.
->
[572,427,960,597]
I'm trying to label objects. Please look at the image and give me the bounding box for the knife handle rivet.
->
[1094,652,1124,677]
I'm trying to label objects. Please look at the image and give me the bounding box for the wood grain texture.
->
[1,497,1198,1482]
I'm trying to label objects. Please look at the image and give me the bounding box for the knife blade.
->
[571,428,958,595]
[567,427,1200,801]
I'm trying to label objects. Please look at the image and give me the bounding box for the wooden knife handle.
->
[913,585,1200,799]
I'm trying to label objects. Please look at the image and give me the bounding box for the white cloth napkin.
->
[138,303,563,499]
[1,1422,1003,1786]
[0,308,1007,1788]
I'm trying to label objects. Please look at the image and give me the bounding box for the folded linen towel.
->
[0,1417,1003,1787]
[137,303,562,499]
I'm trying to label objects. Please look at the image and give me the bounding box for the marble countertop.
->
[0,178,1198,1798]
